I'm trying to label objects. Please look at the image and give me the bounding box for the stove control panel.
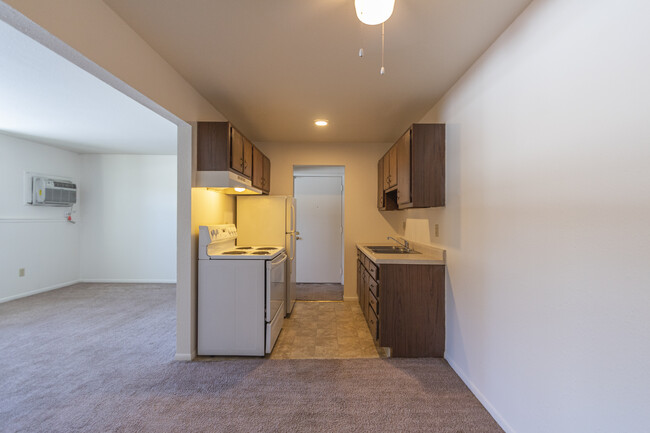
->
[207,224,237,242]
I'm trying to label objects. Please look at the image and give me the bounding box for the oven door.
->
[266,253,287,353]
[266,253,287,322]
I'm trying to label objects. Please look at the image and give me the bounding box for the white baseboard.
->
[0,279,177,304]
[80,279,177,284]
[445,355,516,433]
[343,296,358,301]
[0,279,80,304]
[175,351,196,361]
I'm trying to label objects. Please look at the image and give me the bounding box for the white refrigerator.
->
[237,195,297,315]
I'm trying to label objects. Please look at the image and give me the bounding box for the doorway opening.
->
[293,165,344,301]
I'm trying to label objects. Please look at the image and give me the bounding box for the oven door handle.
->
[271,253,287,266]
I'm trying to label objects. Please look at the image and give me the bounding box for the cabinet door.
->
[262,155,271,193]
[252,146,264,189]
[382,153,391,190]
[364,269,373,320]
[242,137,253,178]
[357,260,363,310]
[397,129,411,206]
[378,158,385,209]
[230,127,244,174]
[388,146,397,188]
[362,269,369,320]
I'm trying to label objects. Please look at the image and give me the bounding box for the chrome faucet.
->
[387,236,410,251]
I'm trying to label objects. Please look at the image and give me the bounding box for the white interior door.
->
[294,176,343,283]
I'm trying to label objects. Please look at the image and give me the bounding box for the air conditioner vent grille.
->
[32,176,77,207]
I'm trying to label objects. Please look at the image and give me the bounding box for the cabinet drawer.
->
[368,278,378,298]
[367,261,378,280]
[368,291,378,316]
[368,308,379,341]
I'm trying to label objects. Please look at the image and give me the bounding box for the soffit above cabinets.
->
[104,0,533,143]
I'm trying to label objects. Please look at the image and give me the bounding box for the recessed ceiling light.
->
[314,120,328,127]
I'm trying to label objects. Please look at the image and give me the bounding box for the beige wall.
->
[257,141,399,299]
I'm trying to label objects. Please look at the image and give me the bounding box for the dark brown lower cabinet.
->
[357,248,445,357]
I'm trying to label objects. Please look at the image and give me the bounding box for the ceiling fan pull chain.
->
[380,22,386,75]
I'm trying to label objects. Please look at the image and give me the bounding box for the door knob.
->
[296,236,302,240]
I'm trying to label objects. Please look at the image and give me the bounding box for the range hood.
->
[195,170,262,195]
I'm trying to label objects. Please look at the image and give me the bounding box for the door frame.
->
[0,5,193,360]
[293,165,344,284]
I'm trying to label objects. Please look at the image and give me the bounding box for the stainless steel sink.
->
[366,245,421,255]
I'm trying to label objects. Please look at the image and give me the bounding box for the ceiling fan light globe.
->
[355,0,395,25]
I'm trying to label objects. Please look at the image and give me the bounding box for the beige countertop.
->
[356,242,446,265]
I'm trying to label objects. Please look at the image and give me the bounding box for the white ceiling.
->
[104,0,533,143]
[0,19,177,155]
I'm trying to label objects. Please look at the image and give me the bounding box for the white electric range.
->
[198,224,286,356]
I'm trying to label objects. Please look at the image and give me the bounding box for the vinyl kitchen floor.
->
[269,301,382,359]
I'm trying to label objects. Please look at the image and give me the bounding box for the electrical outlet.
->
[434,224,439,237]
[19,268,25,277]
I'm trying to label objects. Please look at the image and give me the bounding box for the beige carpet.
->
[0,283,503,432]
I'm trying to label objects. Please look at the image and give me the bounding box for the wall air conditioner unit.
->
[32,177,77,206]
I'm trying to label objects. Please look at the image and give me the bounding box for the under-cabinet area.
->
[379,123,445,210]
[357,245,446,357]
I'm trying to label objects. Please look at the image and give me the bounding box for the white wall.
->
[0,136,179,301]
[387,0,650,431]
[79,154,177,282]
[0,133,81,302]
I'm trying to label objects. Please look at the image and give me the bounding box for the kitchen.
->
[1,0,649,432]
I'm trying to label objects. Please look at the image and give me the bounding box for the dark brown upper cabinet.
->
[197,121,230,172]
[252,146,271,193]
[252,146,264,190]
[382,146,397,190]
[377,158,385,209]
[378,123,445,210]
[230,128,253,177]
[396,129,411,206]
[196,121,271,194]
[230,127,244,175]
[242,137,253,178]
[262,154,271,193]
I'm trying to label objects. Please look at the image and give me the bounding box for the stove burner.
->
[222,251,247,255]
[255,247,277,250]
[251,251,270,255]
[235,247,253,250]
